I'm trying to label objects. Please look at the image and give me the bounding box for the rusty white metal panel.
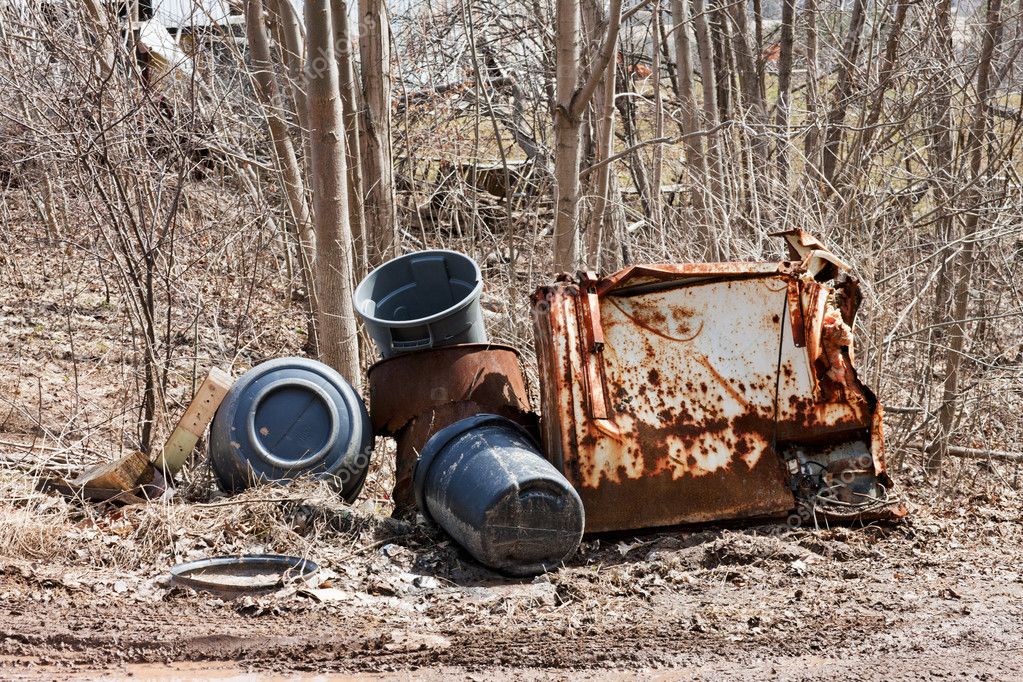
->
[533,261,889,533]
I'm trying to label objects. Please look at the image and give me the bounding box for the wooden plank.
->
[70,450,154,491]
[40,476,150,505]
[155,367,233,477]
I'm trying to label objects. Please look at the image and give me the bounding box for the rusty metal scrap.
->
[532,232,904,533]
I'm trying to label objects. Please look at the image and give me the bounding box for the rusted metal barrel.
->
[413,414,584,576]
[367,343,536,515]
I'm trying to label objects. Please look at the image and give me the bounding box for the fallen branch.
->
[908,442,1023,463]
[581,136,673,178]
[885,405,924,414]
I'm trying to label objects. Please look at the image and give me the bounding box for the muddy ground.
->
[1,211,1021,680]
[0,482,1020,681]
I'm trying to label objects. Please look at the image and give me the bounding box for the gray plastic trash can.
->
[354,250,487,358]
[209,357,372,501]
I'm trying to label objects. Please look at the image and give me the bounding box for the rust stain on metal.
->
[532,234,903,533]
[578,272,610,420]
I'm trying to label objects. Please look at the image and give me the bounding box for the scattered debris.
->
[65,450,163,503]
[445,158,537,199]
[52,367,231,503]
[43,240,909,584]
[155,367,233,478]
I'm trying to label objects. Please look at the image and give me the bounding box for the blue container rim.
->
[354,249,484,328]
[244,377,342,471]
[412,413,540,522]
[209,356,371,501]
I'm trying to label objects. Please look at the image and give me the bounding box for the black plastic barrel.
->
[353,250,487,358]
[414,414,584,576]
[209,358,372,501]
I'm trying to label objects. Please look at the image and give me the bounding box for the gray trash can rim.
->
[354,249,484,328]
[412,413,540,521]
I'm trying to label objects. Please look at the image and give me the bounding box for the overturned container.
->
[367,343,537,515]
[531,230,905,533]
[354,250,487,358]
[414,414,584,576]
[209,358,372,501]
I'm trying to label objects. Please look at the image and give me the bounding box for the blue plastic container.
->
[414,414,584,576]
[209,358,372,501]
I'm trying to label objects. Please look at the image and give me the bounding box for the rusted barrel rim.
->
[367,342,522,373]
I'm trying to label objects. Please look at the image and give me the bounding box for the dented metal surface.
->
[367,343,537,513]
[532,232,903,533]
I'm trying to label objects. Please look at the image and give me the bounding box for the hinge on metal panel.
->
[578,271,605,353]
[786,279,806,349]
[577,271,609,419]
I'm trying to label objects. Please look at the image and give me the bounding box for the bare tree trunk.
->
[802,0,820,162]
[245,0,319,349]
[650,0,665,234]
[585,56,617,269]
[359,0,397,266]
[666,0,699,144]
[672,0,718,257]
[268,0,311,163]
[842,0,910,184]
[820,0,867,186]
[710,2,732,123]
[616,81,655,218]
[331,0,368,280]
[927,0,956,382]
[305,0,362,386]
[927,0,1003,476]
[773,0,795,182]
[752,0,765,102]
[584,0,618,270]
[691,0,725,234]
[552,0,623,271]
[726,1,766,135]
[83,0,115,81]
[553,0,583,271]
[725,0,768,219]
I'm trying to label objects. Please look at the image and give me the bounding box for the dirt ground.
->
[2,214,1022,680]
[0,484,1020,681]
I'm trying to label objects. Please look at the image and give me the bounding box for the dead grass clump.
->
[0,469,403,575]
